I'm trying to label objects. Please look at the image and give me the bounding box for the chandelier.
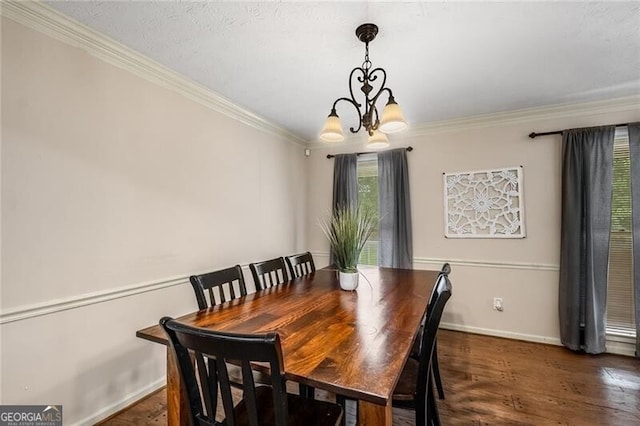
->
[319,23,407,148]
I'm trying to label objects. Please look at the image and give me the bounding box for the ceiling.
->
[45,1,640,142]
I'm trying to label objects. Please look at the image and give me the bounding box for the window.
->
[357,155,378,265]
[606,129,636,337]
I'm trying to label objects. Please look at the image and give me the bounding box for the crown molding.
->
[306,134,370,151]
[405,95,640,138]
[3,2,638,150]
[0,0,307,146]
[307,95,640,150]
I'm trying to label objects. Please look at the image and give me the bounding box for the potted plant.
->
[320,204,377,291]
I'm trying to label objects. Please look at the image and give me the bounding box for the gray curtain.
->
[559,126,615,354]
[330,154,358,265]
[332,154,358,212]
[628,123,640,357]
[378,148,413,269]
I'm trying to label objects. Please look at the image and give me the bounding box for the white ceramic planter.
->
[339,271,359,291]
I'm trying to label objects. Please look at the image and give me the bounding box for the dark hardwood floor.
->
[98,330,640,425]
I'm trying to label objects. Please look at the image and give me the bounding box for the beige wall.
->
[2,7,639,425]
[306,106,639,344]
[0,12,4,405]
[1,17,307,423]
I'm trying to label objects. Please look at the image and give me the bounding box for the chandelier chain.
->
[362,42,372,71]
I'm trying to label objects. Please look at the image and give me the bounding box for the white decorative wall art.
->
[443,166,525,238]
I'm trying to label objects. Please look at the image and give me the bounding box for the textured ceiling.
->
[45,1,640,142]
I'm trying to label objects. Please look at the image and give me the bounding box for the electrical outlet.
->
[493,297,504,311]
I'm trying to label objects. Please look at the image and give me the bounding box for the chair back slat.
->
[249,257,288,290]
[195,354,217,422]
[414,263,452,356]
[285,252,316,279]
[217,360,236,426]
[241,360,260,425]
[414,273,452,423]
[190,265,247,309]
[161,317,289,426]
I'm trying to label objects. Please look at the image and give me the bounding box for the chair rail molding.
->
[0,275,189,325]
[0,264,256,324]
[311,251,560,272]
[412,256,559,272]
[0,255,557,324]
[0,0,306,146]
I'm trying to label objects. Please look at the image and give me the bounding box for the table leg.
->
[166,347,190,426]
[358,400,392,425]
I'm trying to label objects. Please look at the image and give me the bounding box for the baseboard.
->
[605,336,637,357]
[71,377,165,426]
[440,322,563,346]
[441,322,637,357]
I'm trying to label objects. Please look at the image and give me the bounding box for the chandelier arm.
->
[365,86,393,132]
[331,97,363,134]
[367,67,384,84]
[371,106,380,132]
[366,68,388,106]
[369,86,393,107]
[348,67,366,108]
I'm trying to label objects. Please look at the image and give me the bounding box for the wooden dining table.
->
[136,266,439,425]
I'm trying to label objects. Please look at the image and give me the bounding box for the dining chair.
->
[392,272,453,426]
[283,252,318,400]
[189,265,247,310]
[189,265,270,391]
[249,256,315,399]
[161,317,343,426]
[250,257,289,290]
[285,252,316,278]
[190,265,270,389]
[411,262,451,399]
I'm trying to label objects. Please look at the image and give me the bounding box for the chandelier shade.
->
[319,111,345,142]
[319,23,407,143]
[367,130,390,149]
[379,98,408,133]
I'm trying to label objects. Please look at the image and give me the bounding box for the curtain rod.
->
[528,123,630,139]
[326,146,413,159]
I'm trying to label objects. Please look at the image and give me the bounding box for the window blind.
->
[357,155,379,266]
[606,132,636,336]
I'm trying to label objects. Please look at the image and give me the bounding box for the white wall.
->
[306,101,640,346]
[0,16,307,424]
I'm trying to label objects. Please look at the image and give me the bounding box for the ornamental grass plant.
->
[320,204,377,273]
